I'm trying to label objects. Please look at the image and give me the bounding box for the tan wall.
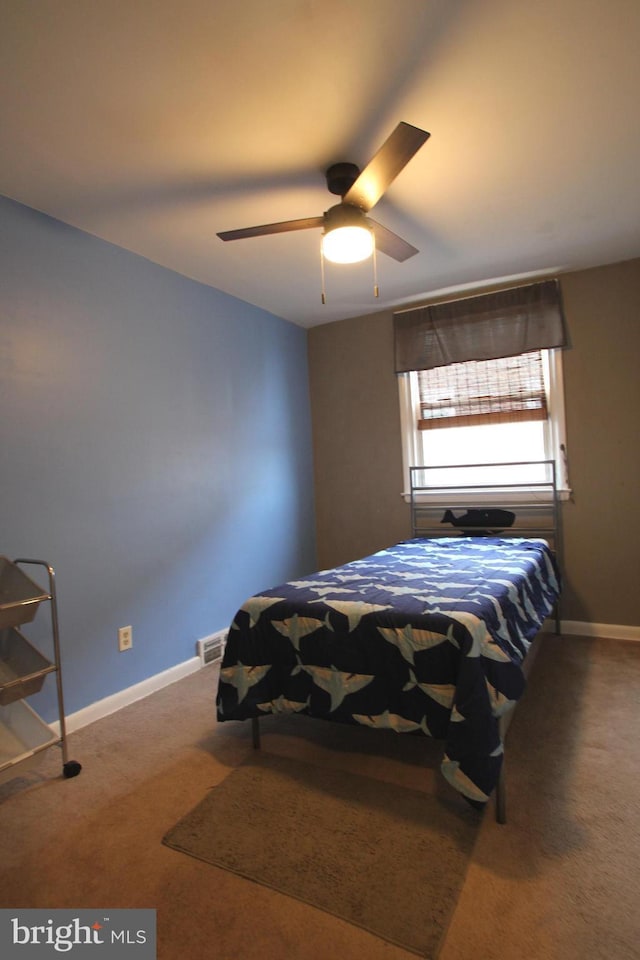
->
[308,257,640,628]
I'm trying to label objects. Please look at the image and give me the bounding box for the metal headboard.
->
[409,460,561,560]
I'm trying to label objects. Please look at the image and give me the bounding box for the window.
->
[394,279,570,500]
[398,347,570,497]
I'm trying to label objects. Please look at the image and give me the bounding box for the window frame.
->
[398,348,571,503]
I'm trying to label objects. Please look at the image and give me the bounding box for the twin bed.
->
[216,462,561,820]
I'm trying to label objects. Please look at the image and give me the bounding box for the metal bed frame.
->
[410,459,560,541]
[249,460,562,824]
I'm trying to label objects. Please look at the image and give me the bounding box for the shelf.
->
[0,627,55,705]
[0,698,58,784]
[0,558,81,784]
[0,557,49,629]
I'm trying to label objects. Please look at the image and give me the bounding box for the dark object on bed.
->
[216,537,560,813]
[441,508,515,535]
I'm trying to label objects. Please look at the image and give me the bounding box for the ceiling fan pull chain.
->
[320,243,327,304]
[373,240,379,298]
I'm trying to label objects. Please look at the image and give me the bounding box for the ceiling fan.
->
[217,121,430,264]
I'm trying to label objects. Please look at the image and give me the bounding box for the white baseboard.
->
[50,656,202,737]
[559,620,640,642]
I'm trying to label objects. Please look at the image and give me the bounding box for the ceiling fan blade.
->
[218,216,323,242]
[370,219,419,262]
[343,122,430,212]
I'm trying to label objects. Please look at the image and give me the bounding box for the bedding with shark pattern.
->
[215,536,561,806]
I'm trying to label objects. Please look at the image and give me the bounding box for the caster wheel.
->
[63,760,82,778]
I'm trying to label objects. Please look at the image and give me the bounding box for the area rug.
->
[162,752,480,957]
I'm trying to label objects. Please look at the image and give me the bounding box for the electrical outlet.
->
[118,625,133,652]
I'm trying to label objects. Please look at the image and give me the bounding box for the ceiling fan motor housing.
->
[322,202,370,232]
[325,162,361,197]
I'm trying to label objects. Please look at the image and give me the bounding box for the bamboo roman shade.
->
[417,350,547,430]
[393,279,567,374]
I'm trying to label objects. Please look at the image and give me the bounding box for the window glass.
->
[398,348,569,496]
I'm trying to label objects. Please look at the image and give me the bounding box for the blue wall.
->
[0,196,316,720]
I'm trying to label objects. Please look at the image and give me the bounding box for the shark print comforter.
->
[216,537,561,805]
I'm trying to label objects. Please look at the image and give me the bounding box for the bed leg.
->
[496,757,507,825]
[251,717,261,749]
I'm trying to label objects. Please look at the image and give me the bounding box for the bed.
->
[216,462,561,819]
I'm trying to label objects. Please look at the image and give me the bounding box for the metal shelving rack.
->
[0,557,81,784]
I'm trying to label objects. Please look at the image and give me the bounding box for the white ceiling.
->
[2,0,639,327]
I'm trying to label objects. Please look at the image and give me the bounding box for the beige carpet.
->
[0,634,639,960]
[163,751,479,957]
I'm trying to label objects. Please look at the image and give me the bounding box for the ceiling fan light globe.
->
[322,225,374,264]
